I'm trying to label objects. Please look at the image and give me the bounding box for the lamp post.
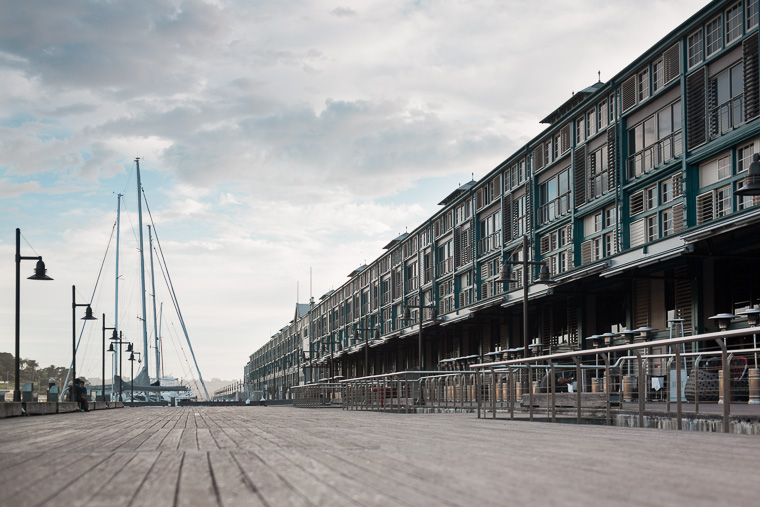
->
[128,350,142,402]
[108,336,132,401]
[354,325,381,377]
[102,315,117,401]
[14,228,53,401]
[735,153,760,196]
[402,297,438,371]
[72,285,97,387]
[497,235,557,360]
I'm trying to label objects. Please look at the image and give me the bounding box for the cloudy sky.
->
[0,0,708,388]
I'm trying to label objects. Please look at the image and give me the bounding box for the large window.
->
[710,62,744,138]
[514,194,527,237]
[478,210,501,255]
[538,168,570,225]
[627,100,682,178]
[652,59,664,93]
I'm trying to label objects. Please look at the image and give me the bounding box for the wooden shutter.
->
[454,228,461,267]
[630,190,645,215]
[502,194,512,241]
[581,240,592,265]
[540,235,551,255]
[686,66,707,150]
[696,192,714,224]
[633,279,651,329]
[621,76,637,111]
[672,203,685,233]
[630,219,645,247]
[534,146,544,171]
[574,146,587,208]
[606,127,616,190]
[663,43,681,84]
[744,32,760,122]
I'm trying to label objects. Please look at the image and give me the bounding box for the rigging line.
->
[64,220,117,387]
[141,188,210,400]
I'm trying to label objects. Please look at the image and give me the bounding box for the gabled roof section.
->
[319,290,334,301]
[438,180,476,206]
[295,303,310,319]
[348,265,368,278]
[383,232,408,250]
[540,82,605,125]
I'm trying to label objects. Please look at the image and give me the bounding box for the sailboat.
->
[73,158,210,403]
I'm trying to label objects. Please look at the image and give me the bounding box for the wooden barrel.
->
[718,370,724,404]
[591,378,602,393]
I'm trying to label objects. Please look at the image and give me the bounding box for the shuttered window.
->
[686,67,707,149]
[744,32,760,122]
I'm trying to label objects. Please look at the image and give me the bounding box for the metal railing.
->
[292,383,343,408]
[537,193,570,225]
[710,95,744,139]
[477,231,501,256]
[626,130,683,179]
[471,326,760,433]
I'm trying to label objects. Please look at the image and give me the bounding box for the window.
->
[627,100,682,179]
[725,3,743,45]
[706,16,723,58]
[538,168,570,224]
[553,133,561,160]
[478,211,500,255]
[576,116,585,144]
[514,194,527,237]
[748,0,759,30]
[646,186,657,210]
[586,108,597,138]
[661,179,673,203]
[605,206,616,228]
[588,145,609,199]
[688,29,703,68]
[593,212,602,233]
[638,69,650,102]
[662,208,674,236]
[605,233,617,256]
[700,154,731,188]
[653,59,664,93]
[739,143,755,172]
[710,63,744,138]
[598,99,608,130]
[716,186,731,217]
[646,215,658,242]
[608,93,615,123]
[592,237,602,261]
[717,156,731,180]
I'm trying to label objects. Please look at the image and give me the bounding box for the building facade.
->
[247,0,760,398]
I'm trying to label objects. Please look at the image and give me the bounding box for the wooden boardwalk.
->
[0,406,758,506]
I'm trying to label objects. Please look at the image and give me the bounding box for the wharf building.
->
[247,0,760,400]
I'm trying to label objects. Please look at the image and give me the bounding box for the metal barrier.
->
[292,383,343,408]
[471,326,760,433]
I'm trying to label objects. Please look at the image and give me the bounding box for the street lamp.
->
[709,313,737,332]
[735,153,760,195]
[108,336,132,401]
[402,297,438,371]
[497,235,556,358]
[738,307,760,369]
[14,228,53,401]
[72,285,97,387]
[353,325,381,377]
[128,350,142,403]
[102,315,117,401]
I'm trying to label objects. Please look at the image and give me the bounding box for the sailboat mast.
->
[149,225,160,382]
[114,193,122,396]
[135,158,150,378]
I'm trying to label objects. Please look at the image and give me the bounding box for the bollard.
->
[749,368,760,405]
[622,375,634,402]
[718,370,724,404]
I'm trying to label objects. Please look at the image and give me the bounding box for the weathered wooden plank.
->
[208,451,266,507]
[129,452,183,507]
[176,451,218,507]
[232,450,312,507]
[84,451,159,507]
[39,452,137,506]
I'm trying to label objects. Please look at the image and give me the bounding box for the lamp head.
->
[28,258,53,280]
[402,306,411,321]
[739,308,760,327]
[111,329,118,340]
[81,306,97,321]
[736,153,760,195]
[496,264,517,284]
[126,343,133,352]
[709,313,737,331]
[537,263,557,285]
[107,343,115,352]
[129,352,134,361]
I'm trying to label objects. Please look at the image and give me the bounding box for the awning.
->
[440,312,475,327]
[600,244,693,278]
